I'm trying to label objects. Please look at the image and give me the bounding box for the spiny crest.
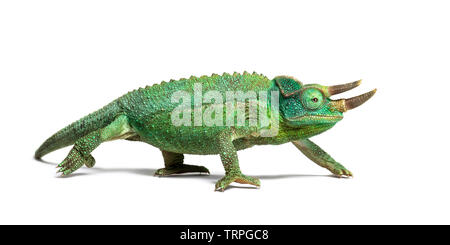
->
[133,72,267,93]
[169,71,266,83]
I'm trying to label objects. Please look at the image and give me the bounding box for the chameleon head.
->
[273,76,376,128]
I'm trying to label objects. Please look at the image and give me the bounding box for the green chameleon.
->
[35,72,376,191]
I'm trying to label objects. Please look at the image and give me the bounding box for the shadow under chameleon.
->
[36,158,342,184]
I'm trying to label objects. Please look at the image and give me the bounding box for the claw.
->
[214,173,260,191]
[332,167,353,178]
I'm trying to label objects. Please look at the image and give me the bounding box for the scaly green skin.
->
[35,72,376,191]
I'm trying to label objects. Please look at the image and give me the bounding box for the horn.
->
[328,80,362,96]
[332,89,377,112]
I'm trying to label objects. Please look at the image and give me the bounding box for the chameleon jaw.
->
[286,115,343,125]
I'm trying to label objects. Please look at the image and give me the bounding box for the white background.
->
[1,0,449,225]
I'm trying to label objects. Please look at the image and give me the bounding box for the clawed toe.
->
[56,149,93,176]
[332,168,353,178]
[215,173,260,191]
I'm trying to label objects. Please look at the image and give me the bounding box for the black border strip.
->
[0,225,447,244]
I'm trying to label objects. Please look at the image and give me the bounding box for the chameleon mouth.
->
[287,115,343,122]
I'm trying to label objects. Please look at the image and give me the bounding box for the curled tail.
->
[35,101,121,159]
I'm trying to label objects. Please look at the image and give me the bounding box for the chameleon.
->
[35,72,376,191]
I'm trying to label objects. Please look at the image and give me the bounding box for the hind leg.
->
[154,150,210,176]
[58,115,131,176]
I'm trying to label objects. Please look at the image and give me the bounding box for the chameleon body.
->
[35,72,376,191]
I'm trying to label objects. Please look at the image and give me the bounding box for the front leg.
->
[215,133,260,192]
[292,139,352,177]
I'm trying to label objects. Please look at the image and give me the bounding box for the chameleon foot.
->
[57,149,94,176]
[330,166,353,177]
[154,164,210,176]
[215,172,260,192]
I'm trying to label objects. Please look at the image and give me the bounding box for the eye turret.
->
[301,88,324,110]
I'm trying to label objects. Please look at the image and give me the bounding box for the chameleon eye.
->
[301,88,324,110]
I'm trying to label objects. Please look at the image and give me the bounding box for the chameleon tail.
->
[34,101,121,160]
